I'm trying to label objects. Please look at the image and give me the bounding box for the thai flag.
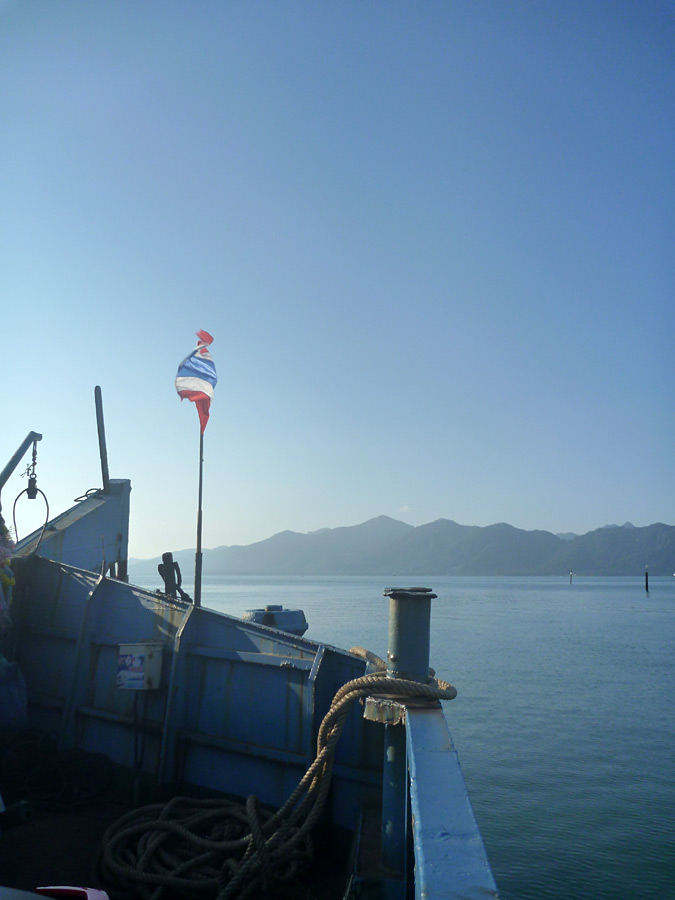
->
[175,330,218,433]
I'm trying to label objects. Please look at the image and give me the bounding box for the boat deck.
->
[0,795,352,899]
[0,801,128,892]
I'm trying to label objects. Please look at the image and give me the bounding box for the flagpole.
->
[194,426,204,607]
[176,329,216,607]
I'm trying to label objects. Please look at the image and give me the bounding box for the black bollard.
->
[381,586,436,873]
[158,552,179,598]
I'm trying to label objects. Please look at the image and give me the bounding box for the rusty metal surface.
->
[363,696,407,726]
[363,694,441,726]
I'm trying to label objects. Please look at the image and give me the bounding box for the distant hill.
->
[129,517,675,578]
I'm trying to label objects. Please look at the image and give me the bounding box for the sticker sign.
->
[116,643,163,690]
[117,652,146,689]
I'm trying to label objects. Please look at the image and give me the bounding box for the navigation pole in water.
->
[175,330,218,608]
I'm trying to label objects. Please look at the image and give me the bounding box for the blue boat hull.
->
[1,476,499,899]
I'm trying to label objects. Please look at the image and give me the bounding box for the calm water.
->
[133,573,675,900]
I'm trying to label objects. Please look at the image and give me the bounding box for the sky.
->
[1,0,673,559]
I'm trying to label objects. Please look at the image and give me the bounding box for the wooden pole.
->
[645,566,649,593]
[194,428,204,607]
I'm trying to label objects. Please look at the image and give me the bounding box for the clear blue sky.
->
[2,0,673,559]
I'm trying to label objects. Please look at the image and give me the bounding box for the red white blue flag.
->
[175,330,217,433]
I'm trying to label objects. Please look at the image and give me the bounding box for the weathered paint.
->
[7,555,382,832]
[364,695,407,726]
[14,479,131,576]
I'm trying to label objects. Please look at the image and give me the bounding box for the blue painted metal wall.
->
[7,556,382,833]
[13,479,130,576]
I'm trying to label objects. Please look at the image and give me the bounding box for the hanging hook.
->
[26,440,39,499]
[13,440,50,550]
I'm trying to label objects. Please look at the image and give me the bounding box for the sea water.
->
[132,573,675,900]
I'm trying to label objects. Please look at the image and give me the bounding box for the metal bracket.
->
[363,694,441,726]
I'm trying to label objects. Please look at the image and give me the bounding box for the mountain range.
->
[129,517,675,577]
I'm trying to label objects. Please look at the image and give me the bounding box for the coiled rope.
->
[98,666,456,900]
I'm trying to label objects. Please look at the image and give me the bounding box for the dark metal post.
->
[94,386,111,493]
[385,588,433,683]
[194,429,204,607]
[645,566,649,593]
[381,587,436,874]
[159,552,179,598]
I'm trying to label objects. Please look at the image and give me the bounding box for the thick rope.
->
[98,668,456,900]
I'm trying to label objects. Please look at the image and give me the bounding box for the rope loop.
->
[98,660,456,899]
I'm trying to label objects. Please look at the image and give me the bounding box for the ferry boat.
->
[0,408,499,900]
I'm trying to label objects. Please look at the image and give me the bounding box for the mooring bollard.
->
[380,586,436,874]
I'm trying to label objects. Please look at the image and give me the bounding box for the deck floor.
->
[0,800,351,899]
[0,802,128,892]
